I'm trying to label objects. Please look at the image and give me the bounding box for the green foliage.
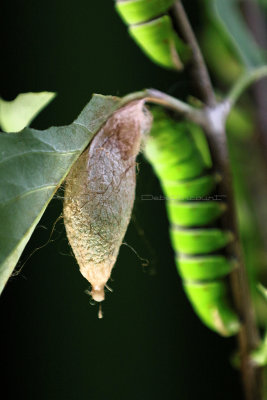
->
[0,92,56,133]
[258,283,267,302]
[201,22,243,85]
[252,281,267,368]
[227,113,267,327]
[0,94,121,294]
[226,106,254,139]
[211,0,265,69]
[252,334,267,367]
[259,0,267,9]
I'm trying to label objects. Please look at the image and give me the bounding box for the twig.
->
[120,65,267,130]
[119,90,194,115]
[119,89,205,126]
[171,0,216,107]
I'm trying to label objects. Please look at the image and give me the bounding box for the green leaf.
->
[251,285,267,365]
[201,22,243,85]
[0,92,56,132]
[212,0,265,69]
[258,283,267,302]
[0,94,120,294]
[252,332,267,366]
[258,0,267,10]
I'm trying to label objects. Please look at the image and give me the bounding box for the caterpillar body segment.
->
[144,109,240,336]
[161,174,219,201]
[167,201,227,227]
[170,228,234,255]
[129,16,188,70]
[115,0,176,25]
[115,0,189,70]
[184,281,240,337]
[177,255,235,281]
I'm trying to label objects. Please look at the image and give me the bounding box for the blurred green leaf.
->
[259,0,267,10]
[0,94,120,294]
[201,22,243,85]
[212,0,265,69]
[227,124,267,327]
[0,92,56,132]
[258,283,267,302]
[226,106,254,139]
[252,331,267,366]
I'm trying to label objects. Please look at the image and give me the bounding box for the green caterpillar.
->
[115,0,189,70]
[144,109,240,337]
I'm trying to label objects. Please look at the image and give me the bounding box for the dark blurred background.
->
[0,1,243,399]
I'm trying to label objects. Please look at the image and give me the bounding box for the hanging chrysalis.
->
[63,101,152,310]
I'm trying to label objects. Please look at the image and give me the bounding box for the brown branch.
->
[171,0,216,107]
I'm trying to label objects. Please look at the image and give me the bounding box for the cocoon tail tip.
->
[91,286,105,302]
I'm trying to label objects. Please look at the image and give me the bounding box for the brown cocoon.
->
[63,100,152,302]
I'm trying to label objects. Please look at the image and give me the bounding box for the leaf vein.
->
[1,184,57,206]
[0,149,80,164]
